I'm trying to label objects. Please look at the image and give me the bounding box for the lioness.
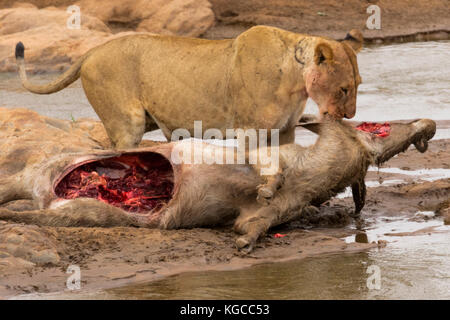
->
[15,26,362,148]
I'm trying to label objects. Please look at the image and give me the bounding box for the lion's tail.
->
[15,41,88,94]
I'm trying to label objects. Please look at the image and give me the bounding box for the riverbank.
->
[205,0,450,43]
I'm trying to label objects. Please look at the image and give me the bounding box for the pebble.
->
[355,232,369,243]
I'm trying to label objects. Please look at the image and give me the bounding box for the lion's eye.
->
[341,87,348,95]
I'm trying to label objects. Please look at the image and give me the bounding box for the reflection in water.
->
[107,253,371,300]
[336,167,450,199]
[365,225,450,299]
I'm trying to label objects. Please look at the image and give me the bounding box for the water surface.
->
[102,218,449,300]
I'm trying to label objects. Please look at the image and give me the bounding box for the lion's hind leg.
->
[97,98,146,150]
[81,71,146,149]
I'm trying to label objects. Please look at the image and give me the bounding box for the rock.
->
[0,0,78,10]
[76,0,215,36]
[106,271,137,280]
[10,2,38,9]
[33,249,61,265]
[0,255,36,272]
[0,108,110,174]
[0,250,11,258]
[442,207,450,225]
[410,211,435,222]
[136,0,215,37]
[0,223,61,266]
[0,6,113,73]
[0,6,110,36]
[0,2,215,72]
[377,240,388,248]
[355,232,368,243]
[0,26,115,73]
[436,200,450,225]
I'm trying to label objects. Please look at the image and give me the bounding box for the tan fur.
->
[16,26,362,148]
[0,118,435,252]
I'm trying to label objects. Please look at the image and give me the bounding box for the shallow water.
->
[336,167,450,198]
[103,218,450,300]
[3,41,450,300]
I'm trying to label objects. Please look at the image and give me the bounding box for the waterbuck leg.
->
[0,199,142,227]
[234,206,278,252]
[0,178,28,205]
[351,177,366,218]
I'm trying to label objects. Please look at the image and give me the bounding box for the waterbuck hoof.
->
[349,210,361,219]
[414,138,428,153]
[236,236,254,253]
[303,205,320,216]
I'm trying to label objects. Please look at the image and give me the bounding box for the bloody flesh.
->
[356,122,391,137]
[273,233,286,238]
[55,153,174,213]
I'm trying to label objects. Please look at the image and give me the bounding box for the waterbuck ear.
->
[342,29,363,53]
[314,42,333,65]
[296,122,322,134]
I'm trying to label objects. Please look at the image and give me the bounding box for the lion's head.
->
[300,30,363,119]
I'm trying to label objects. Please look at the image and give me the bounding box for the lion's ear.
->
[314,43,333,65]
[342,29,363,53]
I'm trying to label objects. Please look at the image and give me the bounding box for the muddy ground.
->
[0,132,448,299]
[2,0,448,42]
[204,0,450,42]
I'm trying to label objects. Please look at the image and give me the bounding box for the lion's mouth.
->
[54,152,174,213]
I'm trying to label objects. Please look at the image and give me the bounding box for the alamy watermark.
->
[66,5,81,30]
[366,265,381,290]
[170,121,280,175]
[366,5,381,30]
[66,264,81,290]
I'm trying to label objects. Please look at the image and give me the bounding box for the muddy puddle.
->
[105,218,449,300]
[97,219,450,300]
[1,41,449,299]
[15,216,449,300]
